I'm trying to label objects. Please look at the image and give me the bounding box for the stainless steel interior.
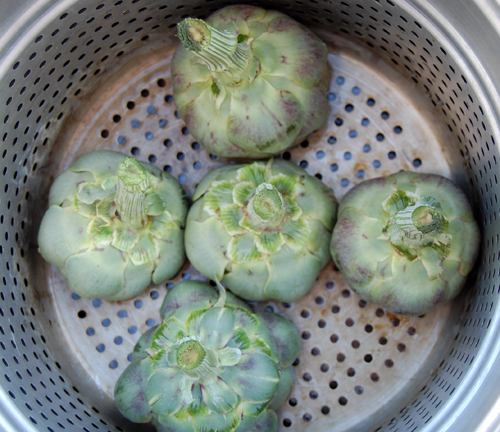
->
[1,1,500,432]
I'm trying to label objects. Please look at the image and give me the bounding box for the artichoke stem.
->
[177,18,252,77]
[394,200,444,240]
[251,184,285,223]
[115,158,149,231]
[177,340,206,371]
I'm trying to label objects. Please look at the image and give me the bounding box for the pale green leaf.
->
[96,198,116,223]
[112,226,140,252]
[236,163,268,186]
[146,192,168,216]
[255,231,284,255]
[204,181,235,215]
[77,183,114,204]
[145,368,183,416]
[148,212,177,239]
[285,196,302,220]
[220,205,245,236]
[128,232,160,265]
[227,233,261,263]
[232,181,256,207]
[268,173,298,197]
[282,219,310,250]
[200,372,240,414]
[88,217,114,247]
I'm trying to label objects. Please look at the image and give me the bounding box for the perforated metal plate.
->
[0,1,499,432]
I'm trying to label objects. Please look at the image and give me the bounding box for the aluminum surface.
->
[0,0,498,431]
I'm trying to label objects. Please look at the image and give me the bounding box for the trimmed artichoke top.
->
[185,159,338,302]
[330,172,481,316]
[172,5,330,158]
[114,281,301,432]
[38,151,188,301]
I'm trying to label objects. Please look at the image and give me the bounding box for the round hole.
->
[335,118,343,126]
[86,327,95,336]
[145,132,154,140]
[311,347,320,356]
[327,92,336,101]
[351,340,360,349]
[77,311,86,319]
[302,331,311,340]
[355,385,364,395]
[379,337,388,345]
[147,105,156,115]
[101,319,111,327]
[407,326,416,336]
[381,111,390,119]
[362,118,370,126]
[315,296,324,305]
[329,380,338,390]
[413,158,422,167]
[365,324,373,333]
[347,367,356,377]
[332,305,340,313]
[385,359,394,368]
[283,418,292,427]
[112,114,121,123]
[342,289,351,298]
[397,343,406,352]
[367,98,375,106]
[126,101,135,109]
[109,360,118,369]
[376,133,385,141]
[302,373,312,382]
[337,353,346,362]
[321,363,329,372]
[309,391,318,399]
[141,89,149,97]
[117,136,126,145]
[303,413,312,422]
[345,103,354,112]
[131,147,139,156]
[165,94,174,103]
[330,334,339,343]
[364,354,373,363]
[182,126,189,135]
[300,310,310,318]
[346,318,355,327]
[391,317,400,326]
[318,319,326,328]
[373,159,381,168]
[352,86,361,95]
[131,119,140,128]
[339,397,348,406]
[289,397,297,407]
[101,130,109,138]
[328,136,337,144]
[376,308,385,317]
[394,125,403,134]
[388,151,396,159]
[330,163,339,172]
[159,119,168,128]
[321,405,331,415]
[371,373,380,382]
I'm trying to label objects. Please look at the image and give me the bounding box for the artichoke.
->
[38,150,188,300]
[185,159,338,302]
[330,172,481,316]
[114,280,301,432]
[171,5,330,158]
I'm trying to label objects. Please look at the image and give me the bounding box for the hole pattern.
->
[0,1,497,432]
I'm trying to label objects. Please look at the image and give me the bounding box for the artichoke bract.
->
[114,281,301,432]
[185,159,338,302]
[38,150,188,301]
[171,5,330,158]
[330,172,481,316]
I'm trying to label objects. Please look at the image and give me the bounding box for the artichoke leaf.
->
[152,229,185,284]
[227,328,251,351]
[88,217,114,247]
[204,181,236,215]
[70,150,127,183]
[220,205,245,236]
[145,368,184,416]
[49,169,95,207]
[268,173,298,197]
[199,372,240,415]
[77,183,114,204]
[190,409,241,432]
[236,162,269,187]
[232,181,256,207]
[282,218,310,250]
[227,232,261,263]
[217,347,241,367]
[220,353,280,403]
[96,198,117,223]
[223,259,270,302]
[128,232,160,266]
[149,212,178,239]
[38,206,91,272]
[114,357,154,423]
[255,231,284,254]
[146,193,168,216]
[268,367,293,410]
[112,226,140,252]
[199,307,236,350]
[65,246,126,299]
[106,261,154,301]
[74,196,97,218]
[284,196,302,220]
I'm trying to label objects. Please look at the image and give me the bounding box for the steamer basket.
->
[1,0,500,431]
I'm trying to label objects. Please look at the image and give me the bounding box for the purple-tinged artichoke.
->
[114,281,301,432]
[171,5,330,158]
[185,159,338,302]
[330,172,481,316]
[38,151,188,300]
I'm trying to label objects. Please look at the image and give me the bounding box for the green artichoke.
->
[171,5,330,158]
[114,281,301,432]
[330,172,481,316]
[38,150,188,300]
[185,159,338,302]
